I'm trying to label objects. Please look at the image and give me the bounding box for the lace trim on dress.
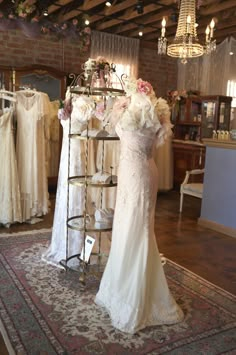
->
[95,282,184,334]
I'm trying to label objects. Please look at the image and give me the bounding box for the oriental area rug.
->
[0,231,236,355]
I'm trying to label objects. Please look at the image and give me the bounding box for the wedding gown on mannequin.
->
[95,90,184,334]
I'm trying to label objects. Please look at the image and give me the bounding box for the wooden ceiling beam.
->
[83,0,106,11]
[95,4,159,31]
[59,9,82,21]
[47,0,74,15]
[199,0,236,16]
[104,0,137,16]
[114,8,174,35]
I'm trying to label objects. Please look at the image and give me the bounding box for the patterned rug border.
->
[166,258,236,298]
[0,228,52,238]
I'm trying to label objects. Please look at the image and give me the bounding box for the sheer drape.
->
[177,37,236,95]
[90,30,139,78]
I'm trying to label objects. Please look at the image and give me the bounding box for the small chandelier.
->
[158,0,216,63]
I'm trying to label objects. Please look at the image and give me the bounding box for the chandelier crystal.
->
[158,0,216,63]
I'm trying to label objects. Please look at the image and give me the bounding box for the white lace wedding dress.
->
[16,91,50,221]
[0,108,22,226]
[95,121,184,334]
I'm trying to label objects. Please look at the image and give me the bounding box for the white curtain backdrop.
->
[91,30,173,191]
[90,30,139,78]
[177,37,236,95]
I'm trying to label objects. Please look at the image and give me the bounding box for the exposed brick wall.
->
[0,30,89,74]
[138,44,178,99]
[0,30,178,95]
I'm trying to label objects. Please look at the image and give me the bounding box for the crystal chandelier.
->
[158,0,216,63]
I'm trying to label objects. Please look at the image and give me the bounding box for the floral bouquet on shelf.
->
[90,56,115,88]
[95,56,110,72]
[166,89,187,108]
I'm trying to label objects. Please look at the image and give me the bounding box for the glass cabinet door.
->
[179,100,186,121]
[201,101,216,138]
[218,101,231,130]
[190,100,202,122]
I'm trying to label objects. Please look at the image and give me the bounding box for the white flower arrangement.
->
[110,77,172,143]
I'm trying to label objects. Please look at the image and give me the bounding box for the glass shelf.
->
[68,175,117,187]
[67,215,113,232]
[69,133,120,141]
[70,86,125,97]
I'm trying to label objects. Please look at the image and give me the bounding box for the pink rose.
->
[137,79,153,96]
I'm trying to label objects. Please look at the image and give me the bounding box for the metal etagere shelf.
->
[59,59,125,285]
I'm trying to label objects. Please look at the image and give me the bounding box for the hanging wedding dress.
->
[42,95,94,268]
[47,100,60,178]
[16,91,50,222]
[95,89,184,334]
[0,108,22,226]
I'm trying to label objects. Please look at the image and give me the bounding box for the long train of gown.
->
[95,123,184,333]
[42,118,88,268]
[0,109,22,226]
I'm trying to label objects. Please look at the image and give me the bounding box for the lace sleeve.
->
[154,97,173,147]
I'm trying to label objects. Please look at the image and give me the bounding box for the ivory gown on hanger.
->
[0,108,22,226]
[95,91,184,334]
[16,91,50,221]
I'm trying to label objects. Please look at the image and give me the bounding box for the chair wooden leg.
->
[180,193,183,213]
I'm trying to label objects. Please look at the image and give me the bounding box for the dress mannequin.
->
[95,79,184,333]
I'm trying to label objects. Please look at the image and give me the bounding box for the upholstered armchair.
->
[179,169,205,213]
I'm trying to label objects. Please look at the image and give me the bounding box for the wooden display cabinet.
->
[172,95,232,188]
[173,96,202,141]
[201,95,232,138]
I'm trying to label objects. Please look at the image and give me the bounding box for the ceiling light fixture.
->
[135,0,144,15]
[139,31,143,37]
[43,9,48,16]
[105,1,112,6]
[85,19,90,25]
[158,0,216,64]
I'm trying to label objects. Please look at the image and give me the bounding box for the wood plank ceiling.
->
[1,0,236,46]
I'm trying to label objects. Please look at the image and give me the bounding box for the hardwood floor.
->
[0,190,235,354]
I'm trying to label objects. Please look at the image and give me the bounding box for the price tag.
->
[80,235,96,263]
